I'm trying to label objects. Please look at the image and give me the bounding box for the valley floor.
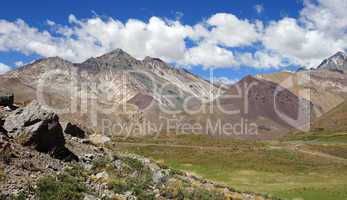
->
[111,133,347,200]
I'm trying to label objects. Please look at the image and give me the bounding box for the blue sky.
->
[0,0,302,24]
[0,0,346,82]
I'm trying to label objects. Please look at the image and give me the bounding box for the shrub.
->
[107,178,128,193]
[188,188,224,200]
[9,192,27,200]
[121,157,144,171]
[65,164,88,179]
[162,179,186,199]
[35,173,87,200]
[126,172,155,199]
[91,157,111,172]
[0,168,5,182]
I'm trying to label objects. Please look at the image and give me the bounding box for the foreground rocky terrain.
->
[0,98,274,200]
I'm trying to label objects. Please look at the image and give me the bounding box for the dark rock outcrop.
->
[64,122,85,138]
[4,101,65,151]
[3,101,77,161]
[0,92,14,106]
[0,118,8,136]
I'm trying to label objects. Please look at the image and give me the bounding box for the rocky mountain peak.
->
[101,48,133,60]
[143,56,168,68]
[142,56,176,74]
[333,51,346,58]
[143,56,164,63]
[31,56,70,67]
[6,56,75,77]
[81,48,140,70]
[317,51,347,70]
[240,75,257,83]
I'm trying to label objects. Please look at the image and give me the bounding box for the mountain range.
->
[1,49,347,139]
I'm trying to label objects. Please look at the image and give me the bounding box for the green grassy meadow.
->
[111,133,347,200]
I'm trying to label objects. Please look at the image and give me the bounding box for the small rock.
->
[64,123,85,138]
[85,154,94,160]
[113,194,127,200]
[202,183,214,191]
[124,191,137,200]
[46,164,58,171]
[89,134,110,145]
[112,160,124,170]
[81,154,95,167]
[84,194,100,200]
[152,169,169,184]
[95,171,109,182]
[101,190,116,199]
[81,139,91,144]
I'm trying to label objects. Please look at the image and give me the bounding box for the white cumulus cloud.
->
[204,13,261,47]
[300,0,347,38]
[0,63,11,74]
[236,51,292,69]
[182,42,237,69]
[0,0,346,69]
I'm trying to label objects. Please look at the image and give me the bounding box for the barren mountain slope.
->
[311,100,347,132]
[257,52,347,116]
[0,49,317,138]
[0,49,220,134]
[200,75,318,139]
[257,71,347,117]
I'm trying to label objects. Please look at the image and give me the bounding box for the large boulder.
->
[0,92,14,106]
[64,123,85,138]
[4,101,65,153]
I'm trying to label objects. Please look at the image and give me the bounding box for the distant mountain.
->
[317,51,347,71]
[256,51,347,132]
[0,48,218,105]
[0,49,220,135]
[0,49,319,138]
[208,75,318,138]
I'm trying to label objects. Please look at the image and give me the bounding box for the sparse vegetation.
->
[8,192,27,200]
[162,178,224,200]
[107,156,156,199]
[189,187,224,200]
[285,130,347,143]
[305,143,347,159]
[122,157,144,171]
[91,156,111,171]
[0,167,5,182]
[106,178,128,193]
[35,166,87,200]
